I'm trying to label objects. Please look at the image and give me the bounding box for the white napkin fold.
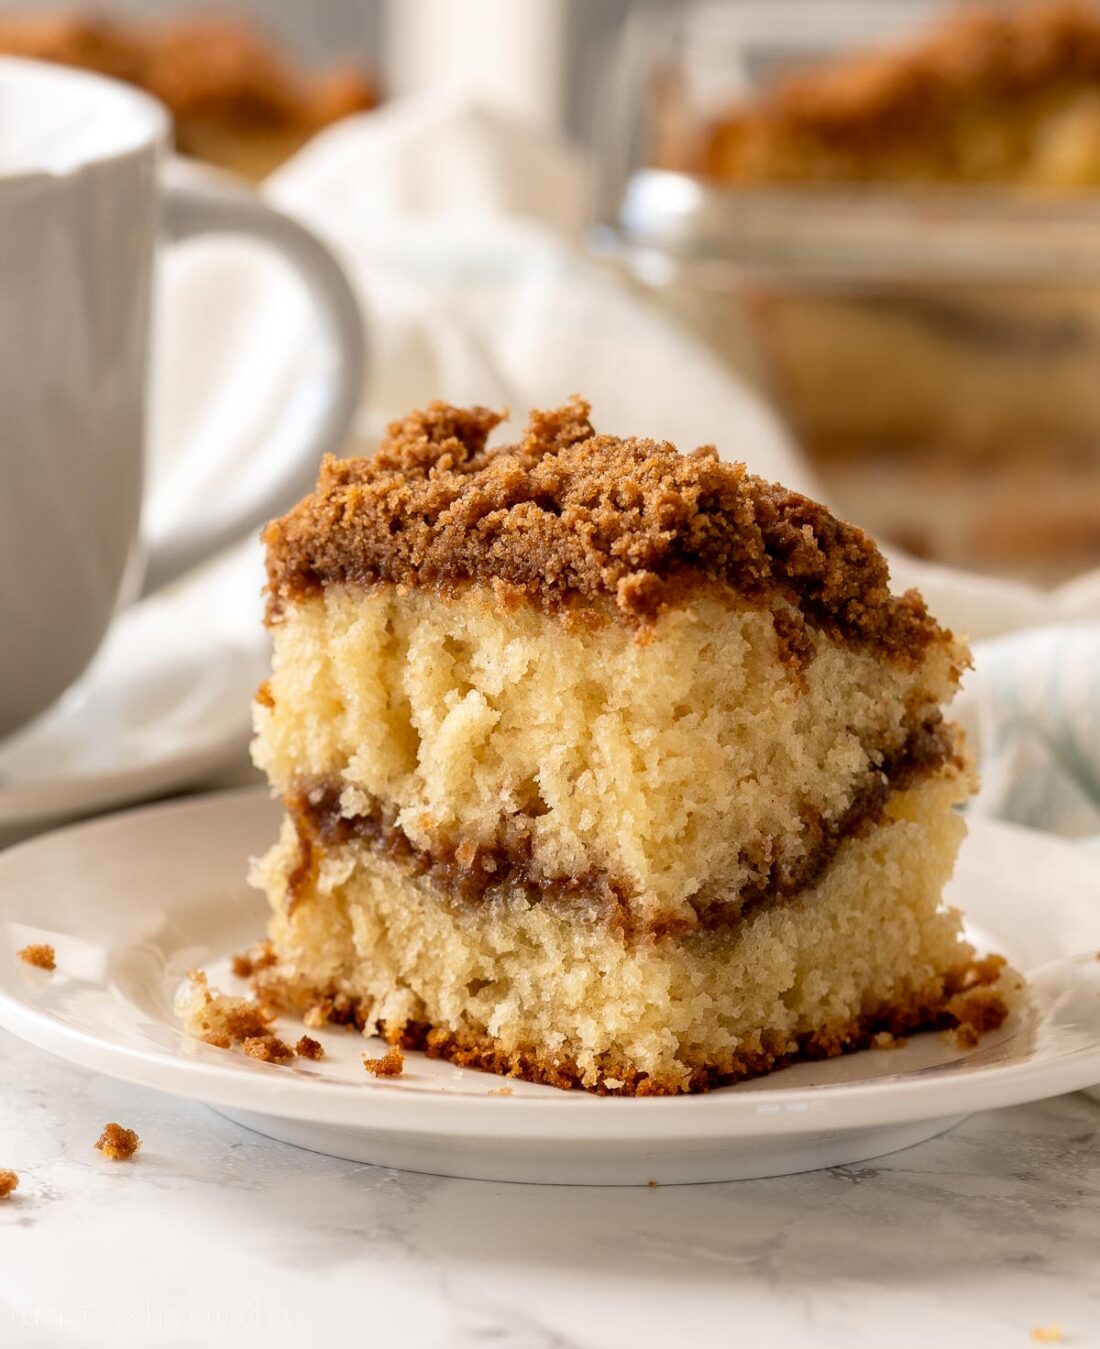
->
[152,93,1100,839]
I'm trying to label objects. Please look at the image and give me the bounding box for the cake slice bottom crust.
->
[250,769,1010,1095]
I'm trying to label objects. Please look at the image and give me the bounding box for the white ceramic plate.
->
[1,788,1099,1186]
[0,543,266,834]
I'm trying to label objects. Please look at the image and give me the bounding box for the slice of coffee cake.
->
[248,398,1006,1094]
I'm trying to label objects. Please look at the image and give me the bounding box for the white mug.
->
[0,57,364,737]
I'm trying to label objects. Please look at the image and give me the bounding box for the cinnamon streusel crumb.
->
[363,1049,405,1077]
[95,1123,141,1162]
[17,944,55,971]
[0,1170,18,1198]
[263,399,949,664]
[303,1000,332,1029]
[242,1034,294,1063]
[295,1035,324,1060]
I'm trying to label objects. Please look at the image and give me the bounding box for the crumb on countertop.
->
[647,1179,659,1189]
[17,944,55,971]
[0,1170,19,1198]
[242,1034,294,1064]
[363,1048,404,1078]
[95,1123,141,1162]
[1031,1325,1065,1344]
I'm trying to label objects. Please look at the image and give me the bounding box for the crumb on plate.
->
[17,944,55,971]
[363,1048,404,1077]
[177,969,273,1043]
[0,1170,19,1198]
[303,1000,332,1030]
[295,1035,324,1060]
[95,1123,141,1161]
[487,1086,513,1097]
[230,940,276,979]
[242,1034,294,1063]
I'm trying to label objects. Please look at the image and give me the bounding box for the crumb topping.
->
[264,398,948,662]
[363,1048,405,1077]
[17,944,55,971]
[0,1170,18,1198]
[294,1035,325,1060]
[95,1123,141,1162]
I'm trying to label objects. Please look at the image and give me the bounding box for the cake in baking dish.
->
[246,398,1007,1094]
[700,1,1100,188]
[0,10,376,180]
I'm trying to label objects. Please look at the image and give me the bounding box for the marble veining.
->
[1,1027,1098,1349]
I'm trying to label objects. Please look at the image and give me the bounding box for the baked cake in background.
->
[699,1,1100,187]
[0,10,376,179]
[643,1,1100,585]
[241,398,1009,1095]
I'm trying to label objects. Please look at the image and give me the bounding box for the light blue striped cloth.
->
[957,624,1100,842]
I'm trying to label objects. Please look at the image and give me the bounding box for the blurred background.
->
[7,0,1100,587]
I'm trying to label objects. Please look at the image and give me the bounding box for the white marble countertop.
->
[1,1027,1098,1349]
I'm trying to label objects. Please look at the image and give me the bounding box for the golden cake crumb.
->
[230,940,277,979]
[1031,1325,1065,1344]
[871,1031,908,1050]
[487,1086,513,1097]
[242,1034,294,1063]
[95,1123,141,1162]
[17,944,55,971]
[0,1170,19,1198]
[178,969,273,1043]
[363,1049,405,1077]
[295,1035,324,1060]
[951,1023,981,1050]
[303,1000,332,1029]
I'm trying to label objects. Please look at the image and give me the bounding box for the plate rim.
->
[1,786,1099,1143]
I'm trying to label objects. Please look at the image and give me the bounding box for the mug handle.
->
[140,167,365,594]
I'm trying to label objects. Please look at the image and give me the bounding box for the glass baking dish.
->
[592,0,1100,585]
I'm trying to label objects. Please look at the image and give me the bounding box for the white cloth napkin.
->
[153,94,1100,839]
